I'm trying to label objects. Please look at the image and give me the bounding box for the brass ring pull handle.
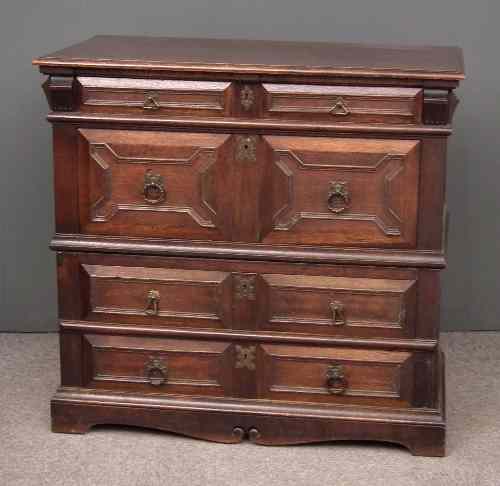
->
[145,356,168,386]
[143,91,161,111]
[143,170,166,204]
[330,301,346,326]
[145,289,160,316]
[327,181,350,214]
[326,363,348,395]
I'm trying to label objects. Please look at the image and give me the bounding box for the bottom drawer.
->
[258,343,418,408]
[82,334,234,397]
[75,333,430,408]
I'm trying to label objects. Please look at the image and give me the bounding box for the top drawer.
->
[261,84,423,125]
[78,77,232,119]
[76,77,422,126]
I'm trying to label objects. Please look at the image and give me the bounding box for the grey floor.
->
[1,333,499,486]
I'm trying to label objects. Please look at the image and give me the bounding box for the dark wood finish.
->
[261,84,423,125]
[33,35,464,86]
[77,129,231,240]
[43,76,78,112]
[35,36,463,456]
[70,126,427,249]
[51,380,446,456]
[78,77,232,119]
[60,319,438,351]
[258,272,417,339]
[58,252,426,340]
[423,90,459,125]
[51,234,448,268]
[261,136,420,247]
[82,334,234,397]
[258,344,416,407]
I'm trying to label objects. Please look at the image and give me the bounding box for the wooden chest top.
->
[33,35,464,85]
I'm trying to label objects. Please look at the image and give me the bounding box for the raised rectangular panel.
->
[77,129,232,240]
[261,136,420,248]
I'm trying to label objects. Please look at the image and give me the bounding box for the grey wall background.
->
[1,0,498,332]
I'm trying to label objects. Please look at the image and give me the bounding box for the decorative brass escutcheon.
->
[234,274,256,300]
[327,181,350,213]
[240,85,255,111]
[326,363,348,395]
[329,96,350,116]
[143,91,161,110]
[145,289,160,316]
[330,301,346,326]
[143,170,166,204]
[235,345,256,370]
[235,135,257,162]
[145,356,168,386]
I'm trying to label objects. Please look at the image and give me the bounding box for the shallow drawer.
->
[258,273,416,339]
[78,77,232,119]
[82,334,234,397]
[261,84,423,125]
[258,344,416,407]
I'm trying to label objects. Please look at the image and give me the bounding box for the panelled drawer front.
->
[83,334,234,397]
[76,78,423,126]
[262,136,420,247]
[66,254,419,340]
[82,264,232,329]
[258,344,415,407]
[75,128,420,248]
[78,77,232,119]
[77,129,233,240]
[261,84,423,125]
[259,273,416,339]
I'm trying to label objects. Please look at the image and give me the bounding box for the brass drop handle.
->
[330,97,350,116]
[145,289,160,316]
[143,91,161,111]
[327,181,350,213]
[326,363,348,395]
[145,356,168,386]
[143,170,166,204]
[330,301,346,326]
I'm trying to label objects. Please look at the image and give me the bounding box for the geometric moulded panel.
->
[261,136,420,248]
[77,129,230,240]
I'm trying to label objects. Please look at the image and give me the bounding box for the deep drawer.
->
[77,334,431,407]
[60,253,426,340]
[74,128,420,248]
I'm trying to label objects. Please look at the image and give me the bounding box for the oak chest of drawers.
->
[33,35,464,456]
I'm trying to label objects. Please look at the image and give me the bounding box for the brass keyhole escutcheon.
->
[235,345,256,370]
[235,135,257,162]
[240,85,255,111]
